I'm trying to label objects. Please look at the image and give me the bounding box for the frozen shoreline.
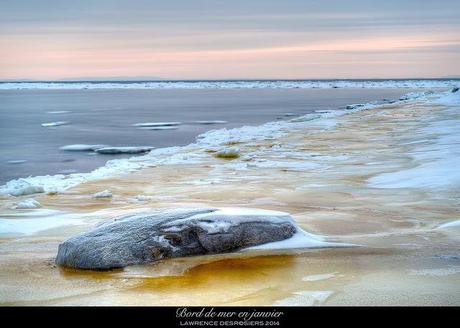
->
[0,86,459,306]
[1,88,458,197]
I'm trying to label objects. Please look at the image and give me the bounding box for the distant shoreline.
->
[1,78,460,83]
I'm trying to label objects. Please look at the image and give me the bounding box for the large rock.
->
[55,207,297,270]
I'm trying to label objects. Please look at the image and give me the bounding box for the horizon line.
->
[1,77,460,83]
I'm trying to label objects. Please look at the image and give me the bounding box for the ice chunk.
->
[0,179,45,196]
[92,190,113,198]
[13,198,41,209]
[7,160,27,164]
[135,195,154,201]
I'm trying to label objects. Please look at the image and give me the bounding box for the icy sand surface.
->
[0,210,85,235]
[1,79,458,90]
[302,273,338,282]
[273,291,334,306]
[369,92,460,189]
[1,87,460,305]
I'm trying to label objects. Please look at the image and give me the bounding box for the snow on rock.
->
[215,147,240,159]
[92,190,113,198]
[55,207,345,270]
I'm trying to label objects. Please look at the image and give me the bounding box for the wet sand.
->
[0,93,459,305]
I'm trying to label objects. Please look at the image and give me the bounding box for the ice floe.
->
[95,146,154,154]
[133,122,181,127]
[7,160,27,164]
[193,120,227,124]
[41,121,69,127]
[137,126,178,130]
[59,144,107,151]
[46,110,71,114]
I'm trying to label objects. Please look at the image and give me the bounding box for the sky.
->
[0,0,459,80]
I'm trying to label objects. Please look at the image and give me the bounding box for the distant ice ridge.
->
[0,79,458,90]
[0,90,445,196]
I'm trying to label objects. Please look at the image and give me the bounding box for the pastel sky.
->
[1,0,459,80]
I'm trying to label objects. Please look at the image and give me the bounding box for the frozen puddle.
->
[273,291,334,306]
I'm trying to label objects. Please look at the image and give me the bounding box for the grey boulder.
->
[55,207,297,270]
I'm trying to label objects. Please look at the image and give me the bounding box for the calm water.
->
[0,88,415,183]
